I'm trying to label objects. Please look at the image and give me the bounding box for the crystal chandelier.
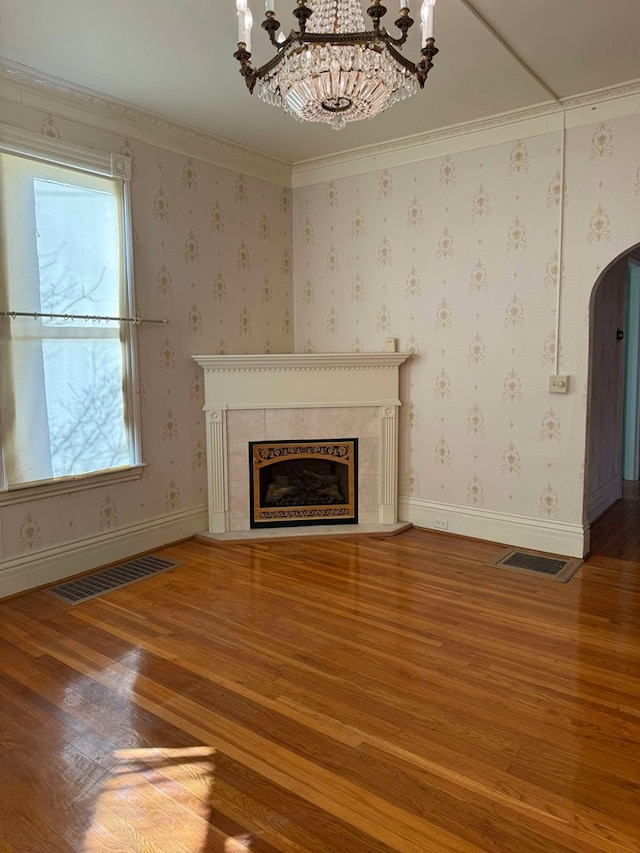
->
[233,0,438,130]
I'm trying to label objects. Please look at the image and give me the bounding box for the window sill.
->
[0,464,146,506]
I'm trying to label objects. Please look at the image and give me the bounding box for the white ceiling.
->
[2,0,640,164]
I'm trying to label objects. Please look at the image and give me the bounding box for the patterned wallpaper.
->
[0,104,293,562]
[293,114,640,528]
[2,91,640,568]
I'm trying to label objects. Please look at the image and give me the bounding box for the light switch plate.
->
[549,374,569,393]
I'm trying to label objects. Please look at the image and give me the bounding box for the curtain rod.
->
[0,310,167,325]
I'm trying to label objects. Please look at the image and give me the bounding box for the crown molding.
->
[292,78,640,187]
[3,56,639,190]
[292,102,563,187]
[0,58,292,187]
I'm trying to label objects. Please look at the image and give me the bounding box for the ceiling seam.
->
[457,0,561,103]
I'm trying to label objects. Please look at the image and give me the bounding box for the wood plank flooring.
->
[1,500,640,852]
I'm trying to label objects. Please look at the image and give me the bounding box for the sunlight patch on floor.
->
[83,746,223,852]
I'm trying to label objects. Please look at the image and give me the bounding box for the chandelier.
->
[233,0,438,130]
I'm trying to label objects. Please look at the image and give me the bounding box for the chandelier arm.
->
[366,2,387,33]
[266,29,297,50]
[382,29,411,47]
[416,38,439,87]
[251,46,292,81]
[382,12,415,48]
[262,13,283,46]
[233,43,258,92]
[383,37,439,86]
[383,40,421,74]
[292,1,313,37]
[240,65,259,93]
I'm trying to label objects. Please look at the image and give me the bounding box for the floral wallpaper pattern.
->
[3,92,640,567]
[294,114,640,526]
[0,101,293,562]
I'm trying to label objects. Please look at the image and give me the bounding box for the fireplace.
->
[249,438,358,528]
[191,352,410,540]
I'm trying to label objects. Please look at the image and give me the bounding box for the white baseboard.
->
[585,475,621,524]
[0,504,208,599]
[399,496,587,558]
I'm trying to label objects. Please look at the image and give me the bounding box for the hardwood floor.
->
[1,504,640,852]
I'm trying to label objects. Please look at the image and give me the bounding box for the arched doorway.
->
[585,245,640,557]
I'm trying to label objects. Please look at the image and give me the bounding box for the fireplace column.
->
[205,407,228,534]
[379,404,399,524]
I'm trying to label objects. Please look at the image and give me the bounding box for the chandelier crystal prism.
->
[233,0,438,129]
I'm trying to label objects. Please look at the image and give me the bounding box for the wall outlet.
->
[549,374,569,394]
[434,519,448,530]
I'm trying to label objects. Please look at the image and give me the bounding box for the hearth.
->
[249,438,358,528]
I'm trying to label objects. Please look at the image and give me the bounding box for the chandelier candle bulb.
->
[265,0,274,10]
[421,0,435,43]
[243,7,253,51]
[400,0,410,7]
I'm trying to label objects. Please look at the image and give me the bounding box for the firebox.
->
[249,438,358,529]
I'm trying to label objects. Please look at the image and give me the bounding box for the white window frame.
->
[0,123,143,505]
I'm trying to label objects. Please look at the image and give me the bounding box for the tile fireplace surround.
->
[192,352,410,540]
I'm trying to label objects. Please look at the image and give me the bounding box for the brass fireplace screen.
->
[249,438,358,529]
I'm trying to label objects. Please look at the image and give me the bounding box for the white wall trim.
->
[0,59,291,187]
[292,79,640,187]
[211,401,400,410]
[3,57,640,190]
[293,104,564,187]
[0,504,208,600]
[586,475,621,524]
[193,352,410,372]
[399,496,587,558]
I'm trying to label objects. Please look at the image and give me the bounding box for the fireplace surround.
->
[192,352,410,540]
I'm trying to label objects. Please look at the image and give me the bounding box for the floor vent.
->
[486,548,582,583]
[46,556,179,604]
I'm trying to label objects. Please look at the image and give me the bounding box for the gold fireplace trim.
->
[249,439,358,528]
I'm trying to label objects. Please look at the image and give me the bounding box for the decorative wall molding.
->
[211,401,399,410]
[0,121,132,177]
[0,504,207,600]
[399,496,588,558]
[193,353,410,410]
[193,352,410,373]
[3,56,640,189]
[292,79,640,187]
[293,103,563,187]
[0,59,291,186]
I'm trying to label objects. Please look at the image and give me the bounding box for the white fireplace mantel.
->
[192,352,410,539]
[193,352,410,409]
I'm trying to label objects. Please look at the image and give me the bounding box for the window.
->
[0,126,141,498]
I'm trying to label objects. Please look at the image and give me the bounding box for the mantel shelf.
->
[192,352,410,373]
